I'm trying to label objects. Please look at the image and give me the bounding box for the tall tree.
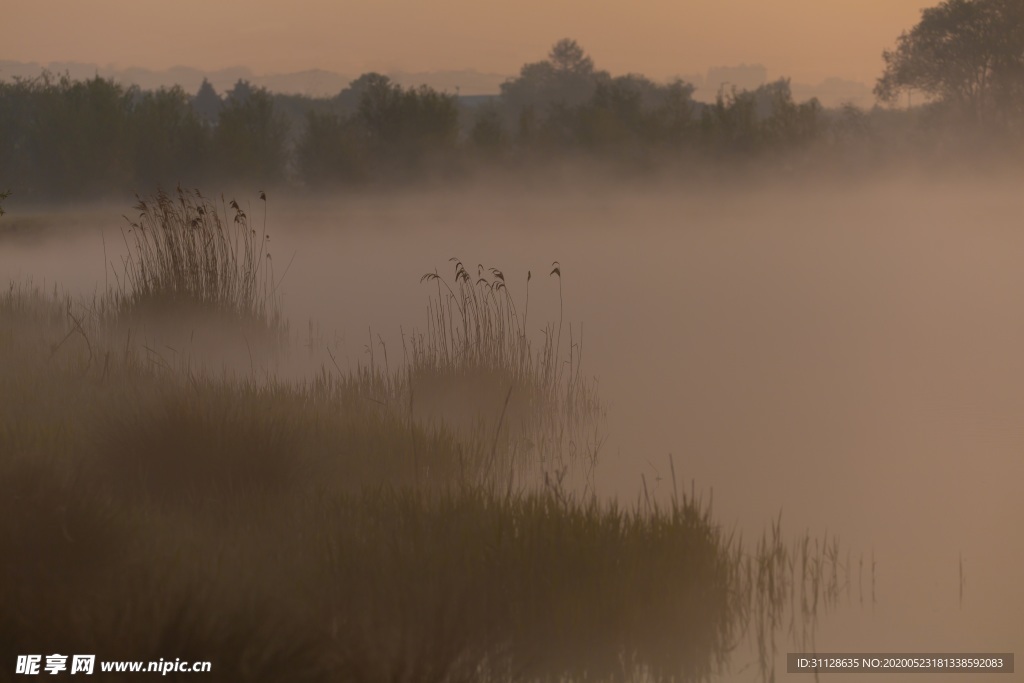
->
[355,75,458,162]
[500,39,607,117]
[548,38,595,76]
[191,78,222,127]
[875,0,1024,125]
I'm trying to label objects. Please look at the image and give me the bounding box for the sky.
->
[4,0,933,85]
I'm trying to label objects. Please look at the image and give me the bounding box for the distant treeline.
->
[0,38,1020,201]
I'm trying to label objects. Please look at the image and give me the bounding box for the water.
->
[2,175,1021,680]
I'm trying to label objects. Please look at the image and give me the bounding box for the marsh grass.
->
[310,486,737,683]
[85,372,480,511]
[411,258,603,484]
[724,513,848,682]
[2,280,67,330]
[106,187,285,345]
[2,236,856,682]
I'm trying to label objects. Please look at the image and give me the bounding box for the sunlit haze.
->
[4,0,931,86]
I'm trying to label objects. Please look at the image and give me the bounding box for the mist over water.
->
[3,175,1021,680]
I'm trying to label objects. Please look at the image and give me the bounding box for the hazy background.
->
[3,1,929,99]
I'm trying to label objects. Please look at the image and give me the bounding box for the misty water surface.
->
[2,175,1021,681]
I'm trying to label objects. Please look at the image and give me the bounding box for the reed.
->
[410,258,603,484]
[107,187,284,341]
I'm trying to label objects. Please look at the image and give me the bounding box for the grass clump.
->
[108,187,283,340]
[411,258,603,483]
[85,373,475,511]
[310,486,737,683]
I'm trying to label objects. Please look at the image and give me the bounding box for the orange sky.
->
[3,0,932,84]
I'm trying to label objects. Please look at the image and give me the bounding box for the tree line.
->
[0,42,832,201]
[2,1,1024,202]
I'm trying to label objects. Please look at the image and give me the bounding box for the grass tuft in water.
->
[410,258,603,484]
[106,187,284,343]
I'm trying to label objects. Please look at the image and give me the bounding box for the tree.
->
[759,80,823,148]
[334,72,387,114]
[577,78,647,150]
[649,79,696,146]
[469,101,507,154]
[700,87,762,155]
[25,74,134,197]
[582,75,695,149]
[548,38,594,76]
[355,76,458,164]
[132,86,210,189]
[225,79,256,104]
[355,74,406,142]
[191,78,222,127]
[500,39,608,117]
[214,82,289,185]
[875,0,1024,124]
[296,111,367,185]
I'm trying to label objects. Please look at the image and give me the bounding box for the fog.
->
[2,175,1021,679]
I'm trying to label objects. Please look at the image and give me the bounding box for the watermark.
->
[787,653,1014,674]
[15,655,212,676]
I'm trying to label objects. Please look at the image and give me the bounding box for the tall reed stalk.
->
[411,258,603,482]
[109,187,281,334]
